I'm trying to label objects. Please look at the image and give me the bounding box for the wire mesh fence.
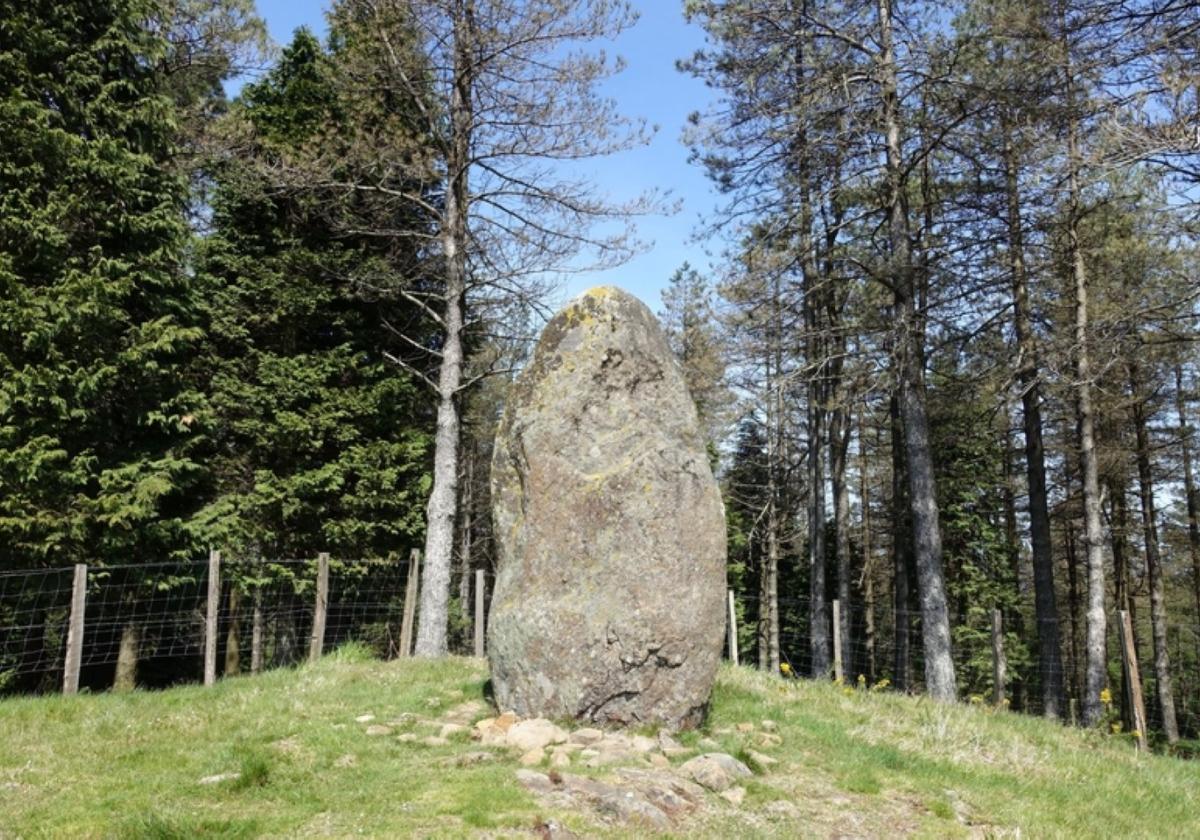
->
[0,553,496,696]
[3,560,1198,749]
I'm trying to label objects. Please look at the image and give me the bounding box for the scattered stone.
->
[515,769,555,795]
[506,719,568,752]
[761,719,778,732]
[756,733,783,748]
[494,711,519,732]
[746,749,778,768]
[697,738,720,750]
[533,817,579,840]
[550,747,572,769]
[397,733,418,743]
[439,723,468,739]
[488,286,727,729]
[455,751,496,767]
[422,736,449,748]
[388,712,419,727]
[720,786,747,807]
[365,724,393,737]
[569,727,604,745]
[657,731,690,758]
[333,754,357,769]
[630,734,657,753]
[736,722,755,733]
[679,753,753,793]
[198,772,240,785]
[355,714,375,724]
[648,753,671,770]
[520,747,546,766]
[442,699,487,726]
[579,749,599,760]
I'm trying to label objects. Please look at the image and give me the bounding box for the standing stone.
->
[488,286,726,729]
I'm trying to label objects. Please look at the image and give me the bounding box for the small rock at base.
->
[198,772,240,785]
[746,749,778,768]
[520,747,546,766]
[439,723,467,739]
[355,714,375,723]
[761,719,778,732]
[679,753,753,793]
[720,786,747,807]
[569,727,604,745]
[506,719,568,752]
[365,724,393,736]
[422,736,449,747]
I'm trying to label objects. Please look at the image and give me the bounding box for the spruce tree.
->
[0,0,201,570]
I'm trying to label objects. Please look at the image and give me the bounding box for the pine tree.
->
[0,0,201,570]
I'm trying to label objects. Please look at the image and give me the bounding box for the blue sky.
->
[247,0,721,313]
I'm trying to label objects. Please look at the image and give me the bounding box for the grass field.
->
[1,648,1197,838]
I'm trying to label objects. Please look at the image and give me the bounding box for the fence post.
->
[399,548,420,657]
[205,549,220,686]
[309,552,330,664]
[474,568,486,657]
[727,589,739,667]
[1119,609,1149,751]
[63,563,87,695]
[250,585,264,675]
[832,599,844,683]
[992,608,1006,707]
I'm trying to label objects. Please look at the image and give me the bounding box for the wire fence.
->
[729,589,1200,747]
[0,554,493,695]
[3,560,1198,751]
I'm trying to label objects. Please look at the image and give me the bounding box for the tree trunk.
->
[225,586,241,677]
[809,385,829,677]
[459,453,475,640]
[113,622,139,691]
[1131,372,1179,743]
[765,493,781,674]
[1176,365,1200,642]
[878,0,955,701]
[1059,7,1107,730]
[1065,520,1082,704]
[860,408,877,684]
[415,2,473,657]
[831,400,853,678]
[1109,476,1134,732]
[1004,125,1063,719]
[1001,432,1027,713]
[890,395,911,692]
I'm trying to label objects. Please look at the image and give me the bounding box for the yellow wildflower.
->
[1099,687,1112,705]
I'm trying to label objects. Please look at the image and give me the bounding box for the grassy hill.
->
[1,649,1197,838]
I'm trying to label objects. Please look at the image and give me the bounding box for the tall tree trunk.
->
[113,622,139,691]
[415,1,473,657]
[765,492,781,674]
[831,398,853,678]
[458,453,475,640]
[225,586,241,677]
[878,0,955,701]
[808,382,829,677]
[1130,372,1179,743]
[1001,431,1027,713]
[1060,6,1107,730]
[1004,124,1063,719]
[1109,475,1134,731]
[860,408,877,684]
[1176,365,1200,639]
[1065,521,1082,705]
[890,395,911,692]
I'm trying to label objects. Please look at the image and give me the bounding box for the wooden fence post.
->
[205,549,220,686]
[832,599,844,683]
[474,568,486,657]
[250,585,264,675]
[1119,609,1149,751]
[63,563,87,695]
[727,589,739,667]
[399,549,420,657]
[309,552,330,663]
[992,608,1007,707]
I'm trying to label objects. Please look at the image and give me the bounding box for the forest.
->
[1,0,1199,753]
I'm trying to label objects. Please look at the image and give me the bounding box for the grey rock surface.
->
[488,286,726,729]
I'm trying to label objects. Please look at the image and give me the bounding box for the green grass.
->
[1,653,1197,838]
